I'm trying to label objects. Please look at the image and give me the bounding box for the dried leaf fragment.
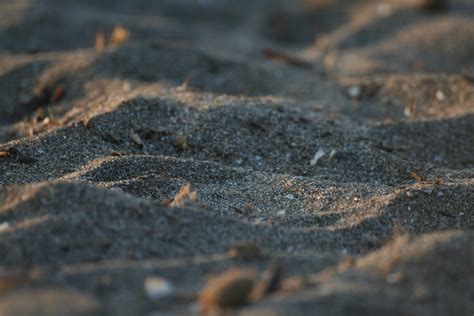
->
[409,170,423,183]
[50,85,64,103]
[110,25,131,46]
[262,48,311,69]
[199,269,257,314]
[94,31,106,51]
[170,184,198,207]
[172,134,188,151]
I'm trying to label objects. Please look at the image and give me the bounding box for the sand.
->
[0,0,473,315]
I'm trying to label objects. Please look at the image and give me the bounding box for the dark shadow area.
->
[369,113,474,169]
[0,0,256,54]
[262,5,348,45]
[0,61,51,124]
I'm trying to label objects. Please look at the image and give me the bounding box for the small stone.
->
[347,86,361,99]
[435,90,446,102]
[286,193,295,200]
[437,191,444,197]
[404,107,412,117]
[144,276,174,300]
[172,134,188,151]
[277,210,286,216]
[422,188,433,194]
[406,191,414,197]
[386,271,403,284]
[377,3,392,16]
[0,222,10,232]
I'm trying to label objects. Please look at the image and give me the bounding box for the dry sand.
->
[0,0,473,315]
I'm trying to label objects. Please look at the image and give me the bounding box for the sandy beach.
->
[0,0,473,315]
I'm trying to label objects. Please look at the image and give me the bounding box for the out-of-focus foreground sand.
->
[0,0,473,315]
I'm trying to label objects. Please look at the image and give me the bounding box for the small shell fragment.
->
[130,130,143,146]
[310,148,325,166]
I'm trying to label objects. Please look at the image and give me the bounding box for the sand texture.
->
[0,0,473,315]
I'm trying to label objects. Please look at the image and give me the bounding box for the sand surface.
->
[0,0,473,315]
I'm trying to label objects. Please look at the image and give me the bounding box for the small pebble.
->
[377,3,392,16]
[310,148,325,166]
[404,107,412,117]
[347,86,361,99]
[0,222,10,232]
[144,276,174,300]
[435,90,446,102]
